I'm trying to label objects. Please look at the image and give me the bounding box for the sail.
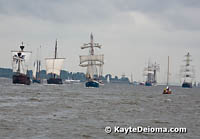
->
[107,75,110,83]
[80,55,104,64]
[79,34,104,82]
[33,61,37,78]
[86,64,94,79]
[79,63,103,67]
[33,60,41,79]
[181,52,195,84]
[45,58,64,76]
[11,51,31,74]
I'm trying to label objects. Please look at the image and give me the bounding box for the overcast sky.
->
[0,0,200,83]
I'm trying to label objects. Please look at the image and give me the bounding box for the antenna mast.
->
[167,56,169,86]
[55,39,57,59]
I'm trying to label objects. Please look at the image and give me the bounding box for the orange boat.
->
[163,56,172,94]
[163,87,172,94]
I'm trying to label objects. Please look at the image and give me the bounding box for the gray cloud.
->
[112,0,200,30]
[0,0,116,24]
[0,0,200,30]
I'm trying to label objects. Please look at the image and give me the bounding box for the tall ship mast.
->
[32,46,41,84]
[163,56,172,94]
[181,52,194,88]
[45,40,65,84]
[130,73,133,84]
[11,42,32,85]
[144,61,160,86]
[166,56,170,86]
[79,33,104,88]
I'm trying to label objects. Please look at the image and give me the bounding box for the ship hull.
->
[47,78,63,84]
[85,80,99,88]
[182,82,192,88]
[32,79,41,84]
[12,74,31,85]
[145,81,152,86]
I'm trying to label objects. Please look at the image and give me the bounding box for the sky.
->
[0,0,200,84]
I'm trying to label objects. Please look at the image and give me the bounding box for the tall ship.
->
[143,61,160,86]
[45,40,65,84]
[11,42,32,85]
[181,52,194,88]
[79,33,104,88]
[32,46,41,83]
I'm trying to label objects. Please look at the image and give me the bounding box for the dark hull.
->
[182,82,192,88]
[12,74,31,85]
[47,78,63,84]
[32,79,41,84]
[85,81,99,88]
[145,81,152,86]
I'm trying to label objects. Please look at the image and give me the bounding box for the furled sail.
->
[11,51,31,74]
[45,58,64,76]
[33,60,41,79]
[33,61,37,78]
[79,55,104,65]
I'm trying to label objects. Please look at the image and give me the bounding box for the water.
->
[0,78,199,139]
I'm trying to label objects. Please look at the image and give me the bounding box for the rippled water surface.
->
[0,78,200,139]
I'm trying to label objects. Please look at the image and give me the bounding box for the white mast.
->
[131,73,133,83]
[167,56,170,86]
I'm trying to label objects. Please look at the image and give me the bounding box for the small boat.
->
[107,75,110,83]
[163,56,172,94]
[86,79,99,87]
[45,40,65,84]
[163,86,172,94]
[11,42,32,85]
[79,33,104,88]
[182,82,192,88]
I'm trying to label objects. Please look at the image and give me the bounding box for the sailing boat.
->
[79,33,104,88]
[144,61,160,86]
[32,46,41,83]
[11,42,32,85]
[45,40,65,84]
[129,73,133,84]
[107,75,110,83]
[163,56,172,94]
[181,52,194,88]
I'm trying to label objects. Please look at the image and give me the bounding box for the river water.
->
[0,78,199,139]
